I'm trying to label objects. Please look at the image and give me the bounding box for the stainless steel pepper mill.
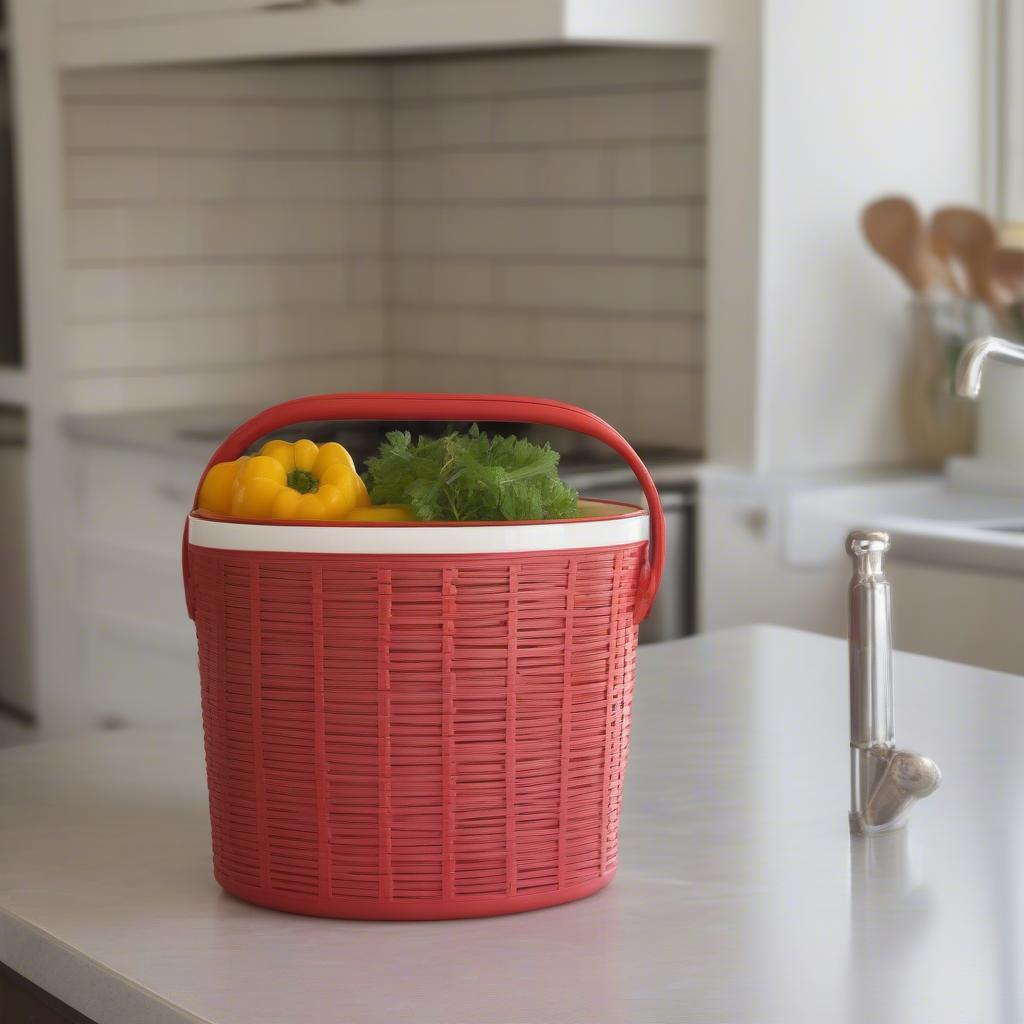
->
[848,531,940,834]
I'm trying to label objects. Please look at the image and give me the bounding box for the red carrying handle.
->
[182,393,665,624]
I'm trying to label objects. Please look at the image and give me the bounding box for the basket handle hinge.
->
[634,566,657,624]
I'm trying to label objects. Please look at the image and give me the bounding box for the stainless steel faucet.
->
[954,334,1024,399]
[848,531,941,834]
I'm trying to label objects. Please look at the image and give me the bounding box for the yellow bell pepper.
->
[196,456,248,517]
[197,439,369,521]
[346,504,417,522]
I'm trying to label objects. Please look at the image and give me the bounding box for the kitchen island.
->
[1,625,1022,1023]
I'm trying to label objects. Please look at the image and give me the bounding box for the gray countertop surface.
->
[2,625,1021,1024]
[64,404,263,461]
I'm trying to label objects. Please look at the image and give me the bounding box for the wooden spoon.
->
[930,206,1000,309]
[991,247,1024,305]
[861,196,959,295]
[925,228,966,295]
[861,196,932,293]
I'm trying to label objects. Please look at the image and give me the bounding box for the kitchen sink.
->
[781,474,1024,575]
[972,520,1024,533]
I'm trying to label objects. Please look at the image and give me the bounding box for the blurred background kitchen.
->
[0,0,1018,741]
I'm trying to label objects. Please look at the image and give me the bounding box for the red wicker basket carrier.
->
[183,393,665,920]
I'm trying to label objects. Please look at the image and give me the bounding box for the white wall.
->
[706,0,985,473]
[704,0,765,468]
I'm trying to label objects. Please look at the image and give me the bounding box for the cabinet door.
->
[989,0,1024,232]
[85,611,200,728]
[1006,0,1024,226]
[73,444,202,727]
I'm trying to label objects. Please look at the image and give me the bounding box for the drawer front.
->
[74,445,205,560]
[79,543,191,636]
[85,611,199,728]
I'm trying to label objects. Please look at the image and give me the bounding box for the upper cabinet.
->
[987,0,1024,242]
[54,0,722,68]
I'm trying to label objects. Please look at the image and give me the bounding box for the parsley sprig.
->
[363,425,579,522]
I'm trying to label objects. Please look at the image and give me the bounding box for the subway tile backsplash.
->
[62,48,706,447]
[63,60,389,413]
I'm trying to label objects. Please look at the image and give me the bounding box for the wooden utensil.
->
[930,206,1000,309]
[861,196,960,295]
[925,229,966,295]
[861,196,933,293]
[992,247,1024,305]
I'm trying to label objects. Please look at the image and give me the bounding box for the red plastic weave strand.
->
[601,549,623,876]
[377,567,393,903]
[311,566,329,898]
[249,562,270,889]
[557,560,576,889]
[504,564,519,898]
[440,566,456,904]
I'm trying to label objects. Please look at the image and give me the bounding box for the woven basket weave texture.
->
[191,543,643,918]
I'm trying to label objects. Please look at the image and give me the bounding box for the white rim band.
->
[188,513,649,555]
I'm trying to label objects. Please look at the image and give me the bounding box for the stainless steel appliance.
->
[564,477,695,644]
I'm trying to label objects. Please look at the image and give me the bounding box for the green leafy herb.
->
[363,425,579,522]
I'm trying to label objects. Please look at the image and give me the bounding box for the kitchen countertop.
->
[3,625,1022,1023]
[64,404,271,460]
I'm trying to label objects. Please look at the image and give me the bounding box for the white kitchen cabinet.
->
[73,444,200,557]
[70,439,204,728]
[83,611,199,728]
[700,468,1024,676]
[883,560,1024,675]
[986,0,1024,234]
[55,0,722,68]
[79,540,191,639]
[1008,3,1024,230]
[698,468,849,642]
